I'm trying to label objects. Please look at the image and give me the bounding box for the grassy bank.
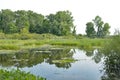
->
[0,32,110,50]
[0,38,109,51]
[49,38,107,48]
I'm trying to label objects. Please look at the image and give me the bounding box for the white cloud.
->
[0,0,120,34]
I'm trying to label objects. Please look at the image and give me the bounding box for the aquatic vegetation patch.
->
[52,58,77,63]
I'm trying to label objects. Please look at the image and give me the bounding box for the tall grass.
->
[0,33,59,40]
[0,44,20,50]
[49,38,107,48]
[49,39,79,46]
[0,38,108,50]
[0,33,109,50]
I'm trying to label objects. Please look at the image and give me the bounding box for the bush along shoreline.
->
[0,69,46,80]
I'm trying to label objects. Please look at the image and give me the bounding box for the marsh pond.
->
[0,46,119,80]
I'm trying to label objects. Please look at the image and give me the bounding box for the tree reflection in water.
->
[101,53,120,80]
[0,53,15,66]
[45,48,74,69]
[101,35,120,80]
[0,47,74,69]
[1,42,120,80]
[85,49,103,64]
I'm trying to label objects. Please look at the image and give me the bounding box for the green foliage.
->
[0,33,58,40]
[72,26,76,36]
[103,23,110,36]
[93,16,103,37]
[0,69,45,80]
[85,16,110,38]
[0,9,16,33]
[0,9,75,36]
[103,35,120,55]
[0,34,106,50]
[86,22,96,38]
[49,40,78,46]
[46,10,75,36]
[102,34,120,80]
[49,38,106,49]
[0,44,20,50]
[0,33,6,39]
[15,10,30,33]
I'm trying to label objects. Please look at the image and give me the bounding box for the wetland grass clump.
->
[0,69,46,80]
[0,44,20,50]
[78,38,107,48]
[0,38,107,50]
[52,58,77,63]
[2,33,59,40]
[0,34,108,50]
[49,39,79,46]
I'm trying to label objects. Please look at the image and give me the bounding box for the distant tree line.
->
[86,16,110,38]
[0,9,75,36]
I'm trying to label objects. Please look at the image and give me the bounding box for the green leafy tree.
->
[27,10,44,34]
[42,19,51,33]
[46,14,58,35]
[93,16,104,38]
[46,13,62,35]
[7,22,18,33]
[46,11,75,36]
[15,10,29,33]
[86,22,96,38]
[55,11,74,35]
[86,16,110,38]
[0,9,17,33]
[103,23,110,36]
[0,9,75,36]
[72,26,76,36]
[33,14,44,34]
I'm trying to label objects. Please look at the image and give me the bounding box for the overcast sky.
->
[0,0,120,34]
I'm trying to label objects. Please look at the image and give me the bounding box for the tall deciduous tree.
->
[93,16,104,38]
[27,11,44,34]
[72,26,76,36]
[0,9,75,36]
[103,23,110,36]
[46,14,59,35]
[86,22,96,38]
[47,11,75,36]
[55,11,74,35]
[86,16,110,38]
[0,9,17,33]
[15,10,29,33]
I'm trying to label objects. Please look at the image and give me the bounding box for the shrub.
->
[0,69,46,80]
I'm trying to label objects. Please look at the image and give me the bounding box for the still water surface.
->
[0,48,103,80]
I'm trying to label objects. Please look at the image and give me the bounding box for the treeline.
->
[0,9,75,36]
[86,16,110,38]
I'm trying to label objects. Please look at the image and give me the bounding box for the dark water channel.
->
[0,47,118,80]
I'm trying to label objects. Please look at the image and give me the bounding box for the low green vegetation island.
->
[0,9,120,80]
